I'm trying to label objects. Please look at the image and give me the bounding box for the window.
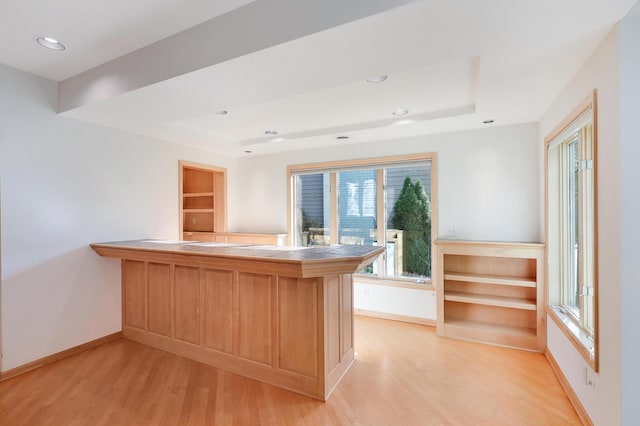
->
[546,91,598,371]
[288,154,436,284]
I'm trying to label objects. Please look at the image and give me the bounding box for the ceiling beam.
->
[58,0,417,113]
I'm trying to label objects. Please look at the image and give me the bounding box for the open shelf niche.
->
[435,240,545,351]
[179,161,286,246]
[180,161,226,241]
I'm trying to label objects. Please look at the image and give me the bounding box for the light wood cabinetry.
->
[183,231,287,246]
[92,240,383,400]
[183,231,286,245]
[180,161,226,238]
[435,240,545,351]
[182,231,287,245]
[180,162,285,245]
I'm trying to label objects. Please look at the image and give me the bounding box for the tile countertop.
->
[91,239,385,265]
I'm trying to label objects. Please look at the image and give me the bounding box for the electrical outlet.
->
[585,367,596,387]
[363,288,369,296]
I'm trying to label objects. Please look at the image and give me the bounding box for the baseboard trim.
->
[355,309,436,327]
[545,350,593,426]
[0,331,122,382]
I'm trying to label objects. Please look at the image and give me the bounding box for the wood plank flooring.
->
[0,316,580,425]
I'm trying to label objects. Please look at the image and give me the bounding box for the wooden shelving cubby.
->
[435,240,545,351]
[180,161,227,240]
[179,161,286,246]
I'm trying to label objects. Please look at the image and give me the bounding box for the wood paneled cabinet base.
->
[121,259,354,400]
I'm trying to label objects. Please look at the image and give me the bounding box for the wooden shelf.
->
[442,319,537,350]
[444,291,536,311]
[184,209,214,213]
[444,272,536,288]
[444,318,536,338]
[442,319,538,351]
[183,192,214,198]
[183,232,214,242]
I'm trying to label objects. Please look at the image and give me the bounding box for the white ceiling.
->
[0,0,255,81]
[1,0,637,156]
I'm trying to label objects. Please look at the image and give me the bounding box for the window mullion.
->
[580,125,595,333]
[578,128,586,327]
[560,144,571,308]
[376,168,386,278]
[329,172,338,246]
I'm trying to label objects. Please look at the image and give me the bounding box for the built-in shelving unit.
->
[435,240,545,351]
[179,161,226,240]
[179,161,286,246]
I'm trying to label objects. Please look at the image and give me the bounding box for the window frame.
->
[545,90,598,371]
[287,153,437,289]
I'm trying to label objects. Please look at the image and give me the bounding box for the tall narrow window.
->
[566,138,580,313]
[289,154,435,283]
[294,173,330,247]
[546,91,598,371]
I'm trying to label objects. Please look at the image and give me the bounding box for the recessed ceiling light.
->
[392,109,409,116]
[483,119,495,124]
[265,130,278,136]
[366,75,388,83]
[214,110,228,115]
[393,119,416,126]
[35,35,66,51]
[336,135,350,140]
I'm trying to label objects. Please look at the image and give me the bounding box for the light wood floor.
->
[0,316,580,425]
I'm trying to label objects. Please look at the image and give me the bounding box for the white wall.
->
[0,64,235,371]
[354,282,436,320]
[539,28,621,425]
[619,2,640,424]
[231,123,541,243]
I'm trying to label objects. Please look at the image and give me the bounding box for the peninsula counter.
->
[91,240,384,400]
